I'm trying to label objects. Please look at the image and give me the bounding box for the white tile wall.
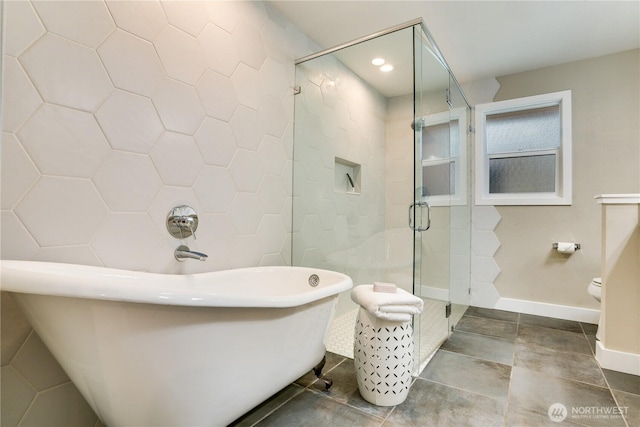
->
[1,134,39,209]
[31,1,115,49]
[3,1,46,57]
[1,1,317,424]
[95,89,164,153]
[19,104,112,177]
[2,56,42,133]
[470,205,503,307]
[98,29,166,97]
[20,33,114,111]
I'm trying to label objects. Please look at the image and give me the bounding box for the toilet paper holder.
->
[552,242,581,250]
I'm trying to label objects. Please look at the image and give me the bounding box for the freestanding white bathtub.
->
[1,261,352,426]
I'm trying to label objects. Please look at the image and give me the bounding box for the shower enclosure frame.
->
[292,19,472,371]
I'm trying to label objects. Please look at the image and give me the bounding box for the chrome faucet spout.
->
[175,245,208,262]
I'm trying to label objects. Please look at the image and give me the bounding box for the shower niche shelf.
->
[335,157,361,195]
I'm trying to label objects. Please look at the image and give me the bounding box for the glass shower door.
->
[412,24,454,370]
[411,23,472,370]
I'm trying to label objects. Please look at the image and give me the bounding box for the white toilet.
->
[588,277,602,302]
[587,277,602,339]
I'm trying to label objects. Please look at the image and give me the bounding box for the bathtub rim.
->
[0,260,353,308]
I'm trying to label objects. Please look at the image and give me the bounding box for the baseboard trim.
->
[420,285,449,301]
[596,341,640,376]
[493,297,600,324]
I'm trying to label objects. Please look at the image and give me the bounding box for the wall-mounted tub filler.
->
[175,245,208,262]
[167,206,208,261]
[167,205,199,239]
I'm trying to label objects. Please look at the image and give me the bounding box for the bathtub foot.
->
[313,356,326,377]
[319,376,333,391]
[312,355,333,391]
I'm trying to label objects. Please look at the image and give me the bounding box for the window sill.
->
[475,193,572,206]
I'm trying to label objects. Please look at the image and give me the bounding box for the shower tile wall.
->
[0,1,316,424]
[293,55,387,316]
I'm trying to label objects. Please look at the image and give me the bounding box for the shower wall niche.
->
[292,21,472,368]
[334,157,361,195]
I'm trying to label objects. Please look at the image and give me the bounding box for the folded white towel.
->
[373,281,397,293]
[351,284,424,322]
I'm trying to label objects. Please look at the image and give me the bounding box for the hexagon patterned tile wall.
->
[470,205,503,308]
[0,1,319,424]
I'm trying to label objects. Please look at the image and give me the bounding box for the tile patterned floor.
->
[230,308,640,427]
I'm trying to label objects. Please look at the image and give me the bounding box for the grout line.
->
[514,340,599,360]
[302,381,391,425]
[608,390,632,427]
[514,365,614,392]
[518,321,587,336]
[246,384,306,427]
[513,314,612,389]
[8,365,38,427]
[504,312,520,426]
[33,379,74,394]
[435,348,512,367]
[593,354,632,427]
[513,312,520,363]
[511,403,593,427]
[16,381,78,427]
[580,322,599,359]
[461,313,520,324]
[503,370,514,427]
[418,376,509,406]
[448,327,517,343]
[7,327,35,367]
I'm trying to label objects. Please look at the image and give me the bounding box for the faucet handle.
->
[174,216,197,239]
[167,206,199,240]
[186,218,197,240]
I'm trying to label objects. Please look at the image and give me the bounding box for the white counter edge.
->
[594,194,640,204]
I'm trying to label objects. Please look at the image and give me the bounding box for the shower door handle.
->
[408,201,431,231]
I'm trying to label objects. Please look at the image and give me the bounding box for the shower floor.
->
[326,298,466,368]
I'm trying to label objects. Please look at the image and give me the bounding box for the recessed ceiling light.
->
[380,64,394,72]
[371,58,385,66]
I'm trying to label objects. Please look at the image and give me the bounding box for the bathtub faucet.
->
[175,245,208,262]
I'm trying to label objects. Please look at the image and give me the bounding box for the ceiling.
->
[270,1,640,87]
[330,26,418,97]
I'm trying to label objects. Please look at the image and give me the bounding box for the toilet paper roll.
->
[556,242,576,254]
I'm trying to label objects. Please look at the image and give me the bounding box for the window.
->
[475,90,572,205]
[418,107,468,206]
